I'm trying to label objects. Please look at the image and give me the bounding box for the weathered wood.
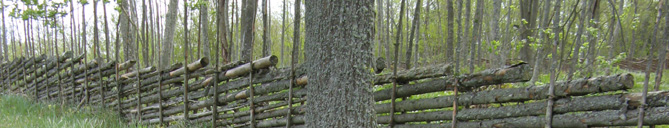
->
[374,63,452,85]
[254,115,305,128]
[121,66,156,79]
[224,55,278,78]
[394,106,669,128]
[374,63,530,102]
[377,91,669,123]
[169,57,209,76]
[374,74,635,113]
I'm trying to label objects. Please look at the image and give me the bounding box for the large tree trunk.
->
[304,0,376,127]
[200,0,210,58]
[240,0,258,62]
[161,0,179,66]
[141,0,150,65]
[405,0,422,69]
[292,0,301,64]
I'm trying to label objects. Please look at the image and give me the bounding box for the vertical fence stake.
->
[212,13,221,127]
[57,54,63,104]
[451,79,459,128]
[182,0,190,125]
[158,40,164,127]
[286,57,295,128]
[249,60,255,128]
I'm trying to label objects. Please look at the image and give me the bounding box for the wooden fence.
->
[1,52,668,128]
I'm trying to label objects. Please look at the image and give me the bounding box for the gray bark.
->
[469,0,484,73]
[1,0,7,61]
[567,0,590,80]
[262,0,270,57]
[120,0,137,61]
[304,0,376,127]
[161,0,179,66]
[519,0,539,63]
[103,0,112,60]
[490,0,501,67]
[446,0,454,62]
[200,0,210,58]
[240,0,258,61]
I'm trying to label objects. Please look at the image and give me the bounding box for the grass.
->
[0,93,130,128]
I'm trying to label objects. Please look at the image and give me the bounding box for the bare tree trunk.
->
[240,0,258,62]
[218,0,230,63]
[385,0,392,67]
[546,1,562,127]
[200,0,211,58]
[461,0,471,72]
[280,0,286,66]
[161,0,179,65]
[446,0,454,64]
[655,2,669,91]
[629,0,638,58]
[103,0,112,60]
[293,0,301,64]
[142,0,150,65]
[304,0,376,127]
[585,0,600,77]
[70,0,77,55]
[519,0,539,64]
[405,0,423,69]
[121,0,138,61]
[93,0,100,59]
[490,0,501,68]
[82,2,88,56]
[470,0,484,73]
[567,0,590,80]
[262,0,270,57]
[530,0,553,85]
[1,0,7,61]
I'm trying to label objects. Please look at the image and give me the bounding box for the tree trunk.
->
[654,2,669,91]
[567,0,590,81]
[629,0,638,58]
[455,0,463,70]
[519,0,539,63]
[103,0,112,60]
[120,0,137,61]
[405,0,423,69]
[490,0,501,67]
[160,0,179,66]
[280,0,286,66]
[240,0,258,62]
[142,0,150,66]
[1,0,7,61]
[293,0,301,64]
[200,0,211,59]
[262,0,270,57]
[585,0,600,77]
[218,0,230,64]
[93,0,100,59]
[446,0,454,63]
[470,0,484,73]
[304,0,376,127]
[384,0,391,67]
[529,0,553,85]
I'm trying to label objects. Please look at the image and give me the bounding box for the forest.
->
[0,0,668,127]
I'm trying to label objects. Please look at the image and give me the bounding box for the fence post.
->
[211,20,221,127]
[249,60,255,128]
[451,79,459,128]
[158,41,164,127]
[136,34,143,126]
[182,0,190,125]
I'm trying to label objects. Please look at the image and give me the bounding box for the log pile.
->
[2,53,668,128]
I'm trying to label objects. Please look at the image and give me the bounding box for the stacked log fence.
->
[1,52,668,127]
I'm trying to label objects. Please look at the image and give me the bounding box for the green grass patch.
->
[0,93,130,128]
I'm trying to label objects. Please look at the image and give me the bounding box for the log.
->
[373,63,530,101]
[121,66,156,79]
[374,63,453,85]
[169,57,209,76]
[394,106,669,128]
[224,55,278,78]
[254,115,306,128]
[377,91,669,123]
[374,74,635,113]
